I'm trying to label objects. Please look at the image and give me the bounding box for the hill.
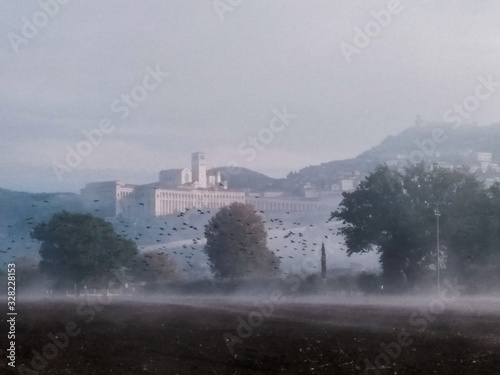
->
[208,167,278,191]
[285,121,500,191]
[0,187,82,225]
[0,188,83,260]
[358,122,500,164]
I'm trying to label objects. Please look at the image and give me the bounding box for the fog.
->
[2,1,500,192]
[3,1,500,373]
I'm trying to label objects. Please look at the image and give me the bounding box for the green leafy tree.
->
[204,202,280,280]
[454,182,500,288]
[485,182,500,261]
[31,211,137,290]
[332,163,489,290]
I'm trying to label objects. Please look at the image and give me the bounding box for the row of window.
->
[156,200,231,215]
[116,191,132,197]
[156,192,243,200]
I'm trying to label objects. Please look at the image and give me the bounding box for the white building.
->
[302,183,319,199]
[246,196,325,212]
[477,152,492,163]
[340,178,357,192]
[191,152,207,188]
[80,180,135,217]
[81,152,328,218]
[80,152,252,218]
[122,185,246,217]
[477,152,493,173]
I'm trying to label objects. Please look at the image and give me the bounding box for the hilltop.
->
[285,121,500,191]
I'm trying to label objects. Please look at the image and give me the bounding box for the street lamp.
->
[434,208,441,295]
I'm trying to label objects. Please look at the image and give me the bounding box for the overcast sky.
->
[1,0,500,193]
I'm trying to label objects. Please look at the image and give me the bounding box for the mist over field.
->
[2,1,500,374]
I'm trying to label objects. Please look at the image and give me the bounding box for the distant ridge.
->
[285,121,500,190]
[3,121,500,203]
[0,187,82,227]
[208,167,276,191]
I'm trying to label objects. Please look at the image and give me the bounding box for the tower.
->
[321,242,326,284]
[191,152,207,188]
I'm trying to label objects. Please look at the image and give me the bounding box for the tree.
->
[204,202,280,280]
[332,163,489,290]
[453,181,500,288]
[357,272,382,294]
[321,242,326,282]
[129,251,180,286]
[13,256,48,291]
[31,211,137,290]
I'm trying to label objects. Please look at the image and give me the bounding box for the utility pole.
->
[435,208,441,295]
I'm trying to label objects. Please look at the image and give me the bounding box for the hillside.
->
[285,122,500,190]
[0,188,83,259]
[0,188,82,225]
[4,121,500,262]
[3,121,500,228]
[208,167,278,191]
[358,122,500,164]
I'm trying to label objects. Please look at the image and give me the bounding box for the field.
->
[1,295,500,374]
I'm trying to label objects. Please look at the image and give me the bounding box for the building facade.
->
[81,152,330,218]
[80,180,135,217]
[246,196,325,212]
[191,152,207,188]
[122,185,246,217]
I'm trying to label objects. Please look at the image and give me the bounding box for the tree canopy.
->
[204,202,280,280]
[332,163,499,290]
[31,211,137,289]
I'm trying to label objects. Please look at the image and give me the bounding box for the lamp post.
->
[434,208,441,295]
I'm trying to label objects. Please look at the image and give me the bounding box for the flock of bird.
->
[111,205,339,277]
[1,198,341,277]
[0,199,54,265]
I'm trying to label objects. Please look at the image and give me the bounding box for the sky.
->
[1,0,500,193]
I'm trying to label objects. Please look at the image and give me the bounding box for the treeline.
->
[21,203,280,294]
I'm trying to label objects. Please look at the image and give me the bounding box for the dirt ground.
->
[1,296,500,374]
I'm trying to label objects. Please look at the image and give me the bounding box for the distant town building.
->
[80,152,328,218]
[477,152,493,173]
[246,195,324,212]
[340,178,356,192]
[477,152,492,163]
[191,152,207,188]
[303,183,319,199]
[122,185,246,217]
[262,191,285,198]
[81,180,135,217]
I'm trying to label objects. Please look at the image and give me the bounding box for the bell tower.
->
[191,152,207,188]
